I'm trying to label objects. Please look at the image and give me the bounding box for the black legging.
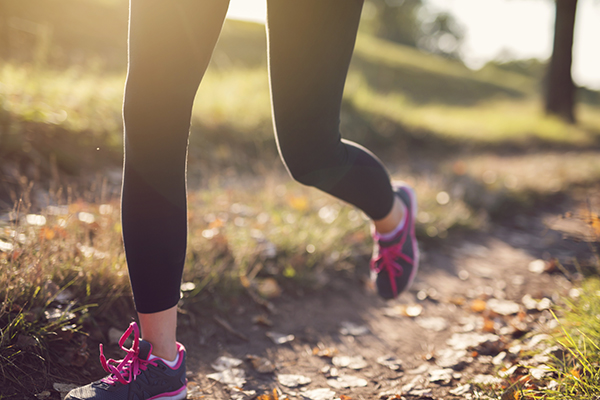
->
[122,0,395,313]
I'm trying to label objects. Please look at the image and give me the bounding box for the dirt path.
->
[173,191,595,400]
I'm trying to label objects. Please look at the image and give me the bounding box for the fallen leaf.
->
[256,388,279,400]
[470,299,487,313]
[313,345,338,358]
[482,317,496,333]
[256,278,282,299]
[288,195,309,211]
[449,296,466,306]
[252,314,273,327]
[246,355,276,374]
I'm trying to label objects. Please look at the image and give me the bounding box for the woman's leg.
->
[266,0,418,299]
[122,0,229,359]
[266,0,395,222]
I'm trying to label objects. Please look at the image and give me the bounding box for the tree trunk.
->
[0,0,9,60]
[545,0,578,123]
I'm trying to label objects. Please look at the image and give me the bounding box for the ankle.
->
[374,196,406,235]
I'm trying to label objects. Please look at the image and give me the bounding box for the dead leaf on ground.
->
[252,314,273,327]
[246,355,276,374]
[256,388,280,400]
[313,344,338,358]
[470,299,487,313]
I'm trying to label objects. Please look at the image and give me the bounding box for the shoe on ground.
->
[370,182,419,299]
[66,322,187,400]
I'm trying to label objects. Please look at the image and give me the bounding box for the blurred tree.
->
[545,0,578,123]
[360,0,464,59]
[361,0,424,47]
[0,0,8,59]
[418,12,464,59]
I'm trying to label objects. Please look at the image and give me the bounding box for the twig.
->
[213,316,249,342]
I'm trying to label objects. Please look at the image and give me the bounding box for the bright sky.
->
[226,0,600,90]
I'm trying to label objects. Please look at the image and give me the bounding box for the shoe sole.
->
[393,181,419,293]
[149,387,187,400]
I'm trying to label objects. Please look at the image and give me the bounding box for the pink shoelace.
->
[99,322,157,385]
[371,229,413,298]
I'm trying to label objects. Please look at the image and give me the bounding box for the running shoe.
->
[66,322,187,400]
[370,182,419,299]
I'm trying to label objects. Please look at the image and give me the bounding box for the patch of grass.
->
[0,63,124,139]
[525,279,600,400]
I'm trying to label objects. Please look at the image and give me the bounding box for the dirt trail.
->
[173,191,595,400]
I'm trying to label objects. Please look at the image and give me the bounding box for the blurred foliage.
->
[360,0,465,59]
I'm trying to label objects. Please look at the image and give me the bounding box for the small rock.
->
[53,383,79,400]
[530,365,553,380]
[487,299,520,316]
[211,356,243,371]
[384,304,423,318]
[471,374,503,386]
[300,388,337,400]
[449,384,472,396]
[230,389,257,400]
[416,317,448,332]
[528,259,546,274]
[332,355,368,370]
[492,352,507,365]
[447,332,500,351]
[435,348,468,369]
[266,331,295,344]
[339,321,369,336]
[326,375,368,389]
[206,368,246,388]
[34,391,51,400]
[376,355,403,371]
[429,368,454,384]
[278,374,312,388]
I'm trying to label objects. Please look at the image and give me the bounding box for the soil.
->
[169,191,592,399]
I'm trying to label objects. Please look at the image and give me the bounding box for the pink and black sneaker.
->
[66,322,187,400]
[370,182,419,299]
